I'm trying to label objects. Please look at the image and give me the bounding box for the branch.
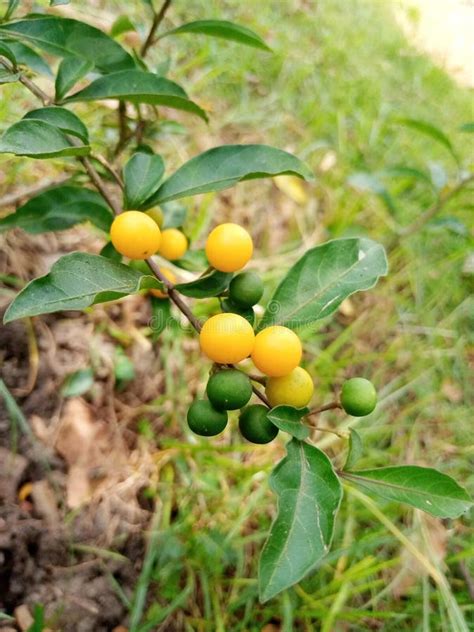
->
[80,156,121,216]
[140,0,173,57]
[4,57,272,409]
[308,401,342,415]
[0,57,52,105]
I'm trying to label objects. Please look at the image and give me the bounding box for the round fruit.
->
[229,271,264,308]
[221,298,255,326]
[150,267,177,298]
[206,369,252,410]
[239,405,279,444]
[158,228,188,261]
[199,313,255,364]
[341,378,377,416]
[266,367,314,408]
[252,326,302,377]
[146,207,164,228]
[187,399,228,436]
[110,211,161,260]
[205,223,253,272]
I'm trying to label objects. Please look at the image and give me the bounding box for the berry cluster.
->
[109,214,377,444]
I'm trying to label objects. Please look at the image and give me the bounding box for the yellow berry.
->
[252,326,302,377]
[158,228,188,261]
[146,207,164,228]
[266,367,314,408]
[150,267,177,298]
[205,223,253,272]
[110,211,161,260]
[200,313,255,364]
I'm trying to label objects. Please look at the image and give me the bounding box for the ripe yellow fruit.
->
[252,326,302,377]
[266,367,314,408]
[110,211,161,260]
[205,223,253,272]
[159,228,188,261]
[200,313,255,364]
[150,267,177,298]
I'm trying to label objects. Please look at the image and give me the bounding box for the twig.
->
[5,58,272,410]
[113,101,130,158]
[0,176,71,207]
[140,0,173,57]
[0,57,52,105]
[146,257,202,332]
[80,156,121,216]
[90,153,124,189]
[308,401,342,415]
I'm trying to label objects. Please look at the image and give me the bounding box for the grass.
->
[1,0,473,630]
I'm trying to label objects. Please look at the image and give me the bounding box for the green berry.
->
[221,298,255,326]
[341,378,377,417]
[207,369,253,410]
[229,271,264,308]
[239,405,279,444]
[187,399,228,436]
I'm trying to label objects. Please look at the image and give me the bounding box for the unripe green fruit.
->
[239,405,279,444]
[229,271,264,308]
[129,259,151,274]
[187,399,228,436]
[206,369,253,410]
[341,378,377,416]
[221,298,255,326]
[146,207,164,228]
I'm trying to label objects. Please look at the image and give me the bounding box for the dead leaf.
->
[0,448,28,503]
[274,174,308,204]
[319,150,337,172]
[14,604,33,632]
[441,380,463,404]
[31,480,60,527]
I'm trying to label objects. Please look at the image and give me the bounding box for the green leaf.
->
[2,40,53,77]
[0,68,19,83]
[23,106,89,143]
[150,295,172,340]
[51,0,71,5]
[0,119,89,159]
[348,172,397,213]
[259,440,342,602]
[175,270,232,298]
[382,165,432,185]
[0,185,113,234]
[267,406,310,440]
[3,253,159,323]
[0,17,135,74]
[55,56,93,101]
[110,15,136,38]
[343,466,472,519]
[61,368,94,397]
[0,41,16,66]
[3,0,20,22]
[64,70,208,121]
[173,248,207,271]
[123,151,165,209]
[343,428,363,471]
[100,241,122,262]
[161,201,187,228]
[259,238,388,330]
[162,19,271,51]
[145,144,313,206]
[459,122,474,133]
[395,117,458,162]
